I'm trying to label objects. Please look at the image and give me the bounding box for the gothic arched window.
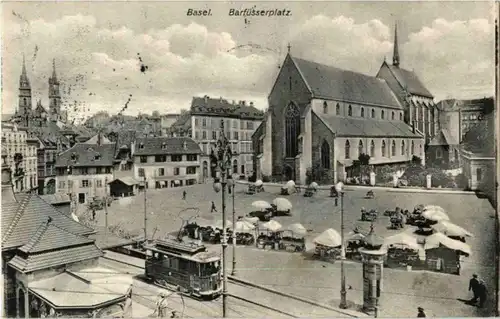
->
[371,109,375,118]
[321,140,330,169]
[361,108,365,118]
[336,103,340,115]
[358,140,363,156]
[285,103,301,158]
[381,140,386,157]
[392,112,395,120]
[411,141,415,155]
[381,110,385,120]
[370,140,375,157]
[345,140,351,159]
[348,105,353,116]
[391,140,396,156]
[323,101,328,114]
[401,140,405,155]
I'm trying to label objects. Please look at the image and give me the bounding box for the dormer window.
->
[381,110,385,120]
[400,113,403,121]
[348,105,352,116]
[94,153,101,161]
[391,112,395,121]
[139,143,144,149]
[336,103,340,115]
[361,108,365,118]
[161,142,167,149]
[323,101,328,114]
[70,153,78,162]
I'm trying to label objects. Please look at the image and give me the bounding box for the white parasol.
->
[286,180,296,188]
[234,220,255,233]
[243,216,259,225]
[272,197,293,211]
[261,220,283,232]
[431,220,473,238]
[424,205,446,212]
[313,228,342,248]
[424,232,472,255]
[252,200,272,210]
[309,182,319,190]
[255,180,264,187]
[383,232,423,251]
[212,219,233,229]
[347,232,365,241]
[422,209,450,221]
[286,223,307,236]
[195,218,214,228]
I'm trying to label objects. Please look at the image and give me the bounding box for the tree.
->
[152,110,160,117]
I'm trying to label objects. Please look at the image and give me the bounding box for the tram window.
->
[179,259,188,271]
[170,258,179,270]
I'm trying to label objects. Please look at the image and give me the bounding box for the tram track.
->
[100,251,352,317]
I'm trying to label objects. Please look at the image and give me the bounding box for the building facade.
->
[171,96,264,181]
[132,137,202,188]
[54,134,115,204]
[253,50,425,185]
[1,123,38,192]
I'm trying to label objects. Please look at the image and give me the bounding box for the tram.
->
[144,238,222,299]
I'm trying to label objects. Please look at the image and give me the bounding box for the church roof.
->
[1,190,94,251]
[428,129,459,146]
[314,111,422,139]
[384,62,433,98]
[290,56,402,109]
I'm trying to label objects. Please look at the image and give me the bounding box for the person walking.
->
[469,274,480,304]
[417,307,426,317]
[156,293,168,318]
[182,190,187,200]
[210,201,218,213]
[478,279,487,308]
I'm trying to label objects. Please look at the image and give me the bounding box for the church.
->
[252,25,438,185]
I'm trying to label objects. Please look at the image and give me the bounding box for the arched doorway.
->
[283,165,294,181]
[46,179,56,194]
[203,161,208,179]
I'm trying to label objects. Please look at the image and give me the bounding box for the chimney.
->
[204,95,209,103]
[250,101,254,108]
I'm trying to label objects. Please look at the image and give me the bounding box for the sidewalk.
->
[236,180,476,195]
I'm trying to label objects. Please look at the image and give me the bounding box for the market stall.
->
[424,232,471,275]
[257,220,283,250]
[431,220,473,242]
[247,180,265,194]
[279,223,307,252]
[304,182,318,197]
[346,232,365,260]
[313,228,342,261]
[281,180,297,195]
[382,232,425,269]
[271,197,293,216]
[230,220,256,245]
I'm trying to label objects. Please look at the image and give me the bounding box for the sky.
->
[1,1,495,121]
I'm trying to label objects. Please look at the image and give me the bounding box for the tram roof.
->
[146,239,221,263]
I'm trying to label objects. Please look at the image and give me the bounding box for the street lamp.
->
[226,175,236,276]
[335,181,348,309]
[211,119,233,318]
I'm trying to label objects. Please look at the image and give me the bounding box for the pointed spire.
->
[51,58,57,81]
[393,23,400,67]
[22,54,27,76]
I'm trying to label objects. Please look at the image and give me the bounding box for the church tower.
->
[392,23,400,67]
[48,59,61,119]
[18,55,32,116]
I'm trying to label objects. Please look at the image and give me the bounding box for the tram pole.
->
[335,182,348,309]
[231,181,236,276]
[221,170,228,317]
[144,175,147,243]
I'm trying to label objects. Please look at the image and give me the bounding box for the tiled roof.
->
[39,193,71,204]
[2,193,94,250]
[19,218,95,254]
[55,142,116,167]
[385,63,433,98]
[190,96,265,120]
[0,186,26,236]
[108,176,140,186]
[291,56,402,109]
[8,244,103,273]
[28,122,71,148]
[89,226,135,250]
[314,111,422,138]
[133,137,201,155]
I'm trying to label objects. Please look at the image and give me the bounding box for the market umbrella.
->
[422,209,450,222]
[252,200,272,210]
[272,197,293,211]
[212,219,233,229]
[286,180,296,188]
[262,220,283,232]
[309,182,319,190]
[255,180,264,187]
[424,232,472,255]
[243,216,259,225]
[195,218,213,228]
[383,232,422,251]
[347,232,365,241]
[431,220,473,238]
[234,220,255,233]
[286,223,307,236]
[424,205,446,212]
[313,228,342,247]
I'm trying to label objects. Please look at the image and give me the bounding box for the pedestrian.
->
[156,293,168,317]
[478,279,487,308]
[417,307,426,317]
[469,274,480,304]
[182,190,187,200]
[210,201,218,213]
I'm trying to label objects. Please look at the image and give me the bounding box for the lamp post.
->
[211,119,233,318]
[143,175,148,243]
[335,181,348,309]
[228,175,236,276]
